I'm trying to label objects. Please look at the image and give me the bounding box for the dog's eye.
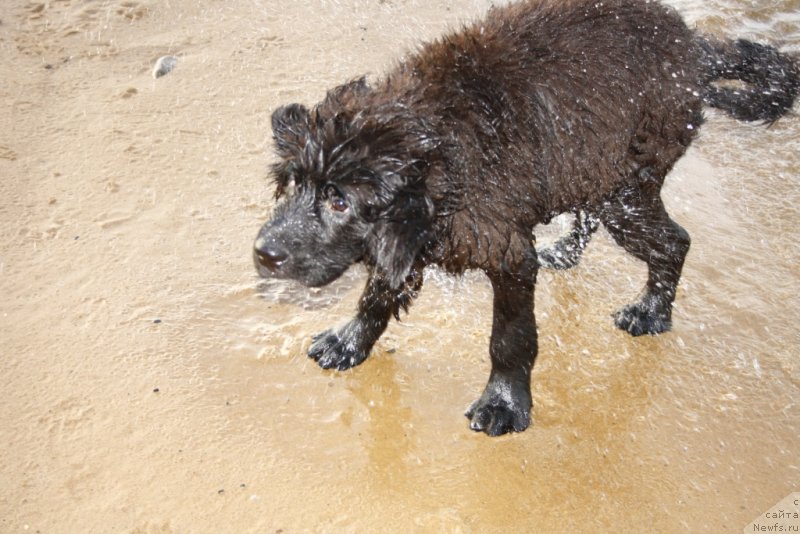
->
[323,184,349,213]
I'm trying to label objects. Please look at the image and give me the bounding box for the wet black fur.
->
[254,0,799,436]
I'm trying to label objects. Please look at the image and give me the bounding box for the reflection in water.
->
[345,355,414,496]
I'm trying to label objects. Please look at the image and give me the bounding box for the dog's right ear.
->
[371,191,434,289]
[271,103,309,153]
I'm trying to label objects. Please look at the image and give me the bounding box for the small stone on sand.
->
[152,55,177,79]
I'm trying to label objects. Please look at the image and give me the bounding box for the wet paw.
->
[613,301,671,336]
[308,329,368,370]
[465,383,531,436]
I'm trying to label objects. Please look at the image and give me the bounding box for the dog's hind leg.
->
[308,264,423,370]
[599,174,690,336]
[536,210,600,270]
[466,245,538,436]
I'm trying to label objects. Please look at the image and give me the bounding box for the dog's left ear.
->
[271,103,309,153]
[371,191,434,289]
[322,77,370,109]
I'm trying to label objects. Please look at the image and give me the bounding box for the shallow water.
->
[1,0,798,532]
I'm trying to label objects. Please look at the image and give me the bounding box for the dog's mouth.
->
[253,250,278,280]
[253,246,351,288]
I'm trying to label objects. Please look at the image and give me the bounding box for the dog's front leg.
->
[467,248,538,436]
[308,265,423,371]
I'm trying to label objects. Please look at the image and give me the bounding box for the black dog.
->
[254,0,799,436]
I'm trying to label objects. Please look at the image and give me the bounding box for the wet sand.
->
[1,0,798,532]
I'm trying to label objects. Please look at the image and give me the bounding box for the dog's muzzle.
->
[253,235,290,276]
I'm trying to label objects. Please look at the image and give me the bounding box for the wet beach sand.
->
[1,0,798,531]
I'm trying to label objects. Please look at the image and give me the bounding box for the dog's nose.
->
[254,239,289,272]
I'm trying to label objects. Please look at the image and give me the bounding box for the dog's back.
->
[391,0,701,222]
[363,0,703,273]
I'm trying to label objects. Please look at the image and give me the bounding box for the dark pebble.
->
[153,388,160,393]
[153,319,162,324]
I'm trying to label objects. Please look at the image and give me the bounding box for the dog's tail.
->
[696,35,800,123]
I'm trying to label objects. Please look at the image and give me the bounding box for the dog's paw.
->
[613,301,671,336]
[308,329,369,371]
[465,381,531,436]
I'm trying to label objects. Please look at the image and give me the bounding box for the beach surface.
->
[1,0,799,531]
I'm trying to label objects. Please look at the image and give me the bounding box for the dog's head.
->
[254,78,439,289]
